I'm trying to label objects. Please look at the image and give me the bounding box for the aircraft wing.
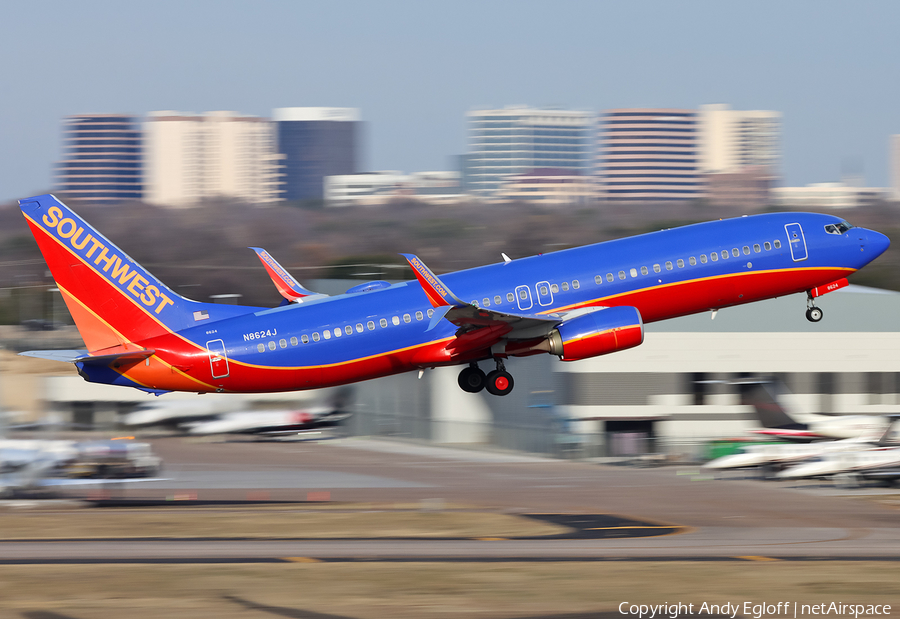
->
[402,253,562,342]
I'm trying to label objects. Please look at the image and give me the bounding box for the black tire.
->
[458,366,486,393]
[806,307,823,322]
[485,370,514,396]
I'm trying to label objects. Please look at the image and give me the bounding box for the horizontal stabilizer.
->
[20,348,155,365]
[250,247,323,302]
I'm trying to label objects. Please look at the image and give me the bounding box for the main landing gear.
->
[457,360,515,396]
[806,291,823,323]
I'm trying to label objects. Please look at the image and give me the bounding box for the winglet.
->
[250,248,321,302]
[400,253,465,308]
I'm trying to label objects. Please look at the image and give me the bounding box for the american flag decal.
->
[193,310,209,321]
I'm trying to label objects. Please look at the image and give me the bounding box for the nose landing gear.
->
[806,291,823,323]
[457,359,515,396]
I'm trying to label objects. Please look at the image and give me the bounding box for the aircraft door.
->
[515,285,533,311]
[535,281,553,307]
[784,223,808,262]
[206,339,230,379]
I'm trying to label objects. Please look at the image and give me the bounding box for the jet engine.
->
[546,306,644,361]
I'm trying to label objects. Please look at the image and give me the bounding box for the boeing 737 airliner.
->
[18,194,890,397]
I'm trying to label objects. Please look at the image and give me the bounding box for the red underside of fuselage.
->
[117,266,852,394]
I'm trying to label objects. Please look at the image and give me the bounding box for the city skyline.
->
[2,1,899,202]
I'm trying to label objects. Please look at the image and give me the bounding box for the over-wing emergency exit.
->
[17,194,889,397]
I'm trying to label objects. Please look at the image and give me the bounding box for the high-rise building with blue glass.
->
[465,107,594,198]
[273,107,360,202]
[55,114,143,203]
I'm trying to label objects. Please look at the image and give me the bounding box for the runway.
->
[3,436,900,563]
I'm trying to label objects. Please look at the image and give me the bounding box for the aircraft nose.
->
[863,229,891,259]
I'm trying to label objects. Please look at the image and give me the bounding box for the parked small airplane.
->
[776,444,900,483]
[18,194,889,397]
[739,380,893,441]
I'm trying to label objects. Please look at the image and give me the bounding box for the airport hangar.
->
[17,285,900,458]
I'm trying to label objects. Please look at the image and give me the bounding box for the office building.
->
[274,107,360,202]
[494,168,595,205]
[772,183,887,210]
[698,104,781,175]
[325,171,463,206]
[596,109,703,200]
[55,114,143,203]
[465,107,594,198]
[143,111,282,208]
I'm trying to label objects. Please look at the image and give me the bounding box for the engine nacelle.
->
[547,306,644,361]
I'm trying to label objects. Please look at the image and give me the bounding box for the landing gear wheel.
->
[458,366,486,393]
[485,370,514,396]
[806,307,823,322]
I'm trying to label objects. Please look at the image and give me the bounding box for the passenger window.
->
[653,264,661,273]
[689,257,696,266]
[427,309,434,318]
[257,343,265,353]
[551,284,559,293]
[561,282,569,291]
[335,328,343,337]
[753,244,761,253]
[268,341,276,350]
[630,268,637,278]
[518,289,528,300]
[606,273,614,282]
[367,321,375,331]
[507,292,515,302]
[472,300,479,308]
[666,261,673,270]
[640,266,648,275]
[280,339,287,349]
[594,275,603,285]
[539,286,548,295]
[483,298,490,307]
[313,332,320,342]
[764,241,771,251]
[700,254,707,264]
[302,334,310,344]
[743,246,750,255]
[774,240,781,248]
[732,248,739,257]
[355,323,363,333]
[618,270,626,280]
[573,280,579,289]
[380,318,388,328]
[416,311,423,321]
[494,295,502,304]
[721,250,729,259]
[323,330,331,340]
[291,336,298,346]
[392,316,400,325]
[710,252,718,262]
[403,314,411,323]
[677,259,684,268]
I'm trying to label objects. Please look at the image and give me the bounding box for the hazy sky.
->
[2,0,898,201]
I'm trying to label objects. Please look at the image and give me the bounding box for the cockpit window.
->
[824,221,853,235]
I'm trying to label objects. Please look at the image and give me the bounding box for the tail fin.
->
[737,379,807,430]
[19,194,255,353]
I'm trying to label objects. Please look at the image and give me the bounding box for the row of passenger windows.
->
[594,240,782,284]
[471,279,582,308]
[254,309,436,353]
